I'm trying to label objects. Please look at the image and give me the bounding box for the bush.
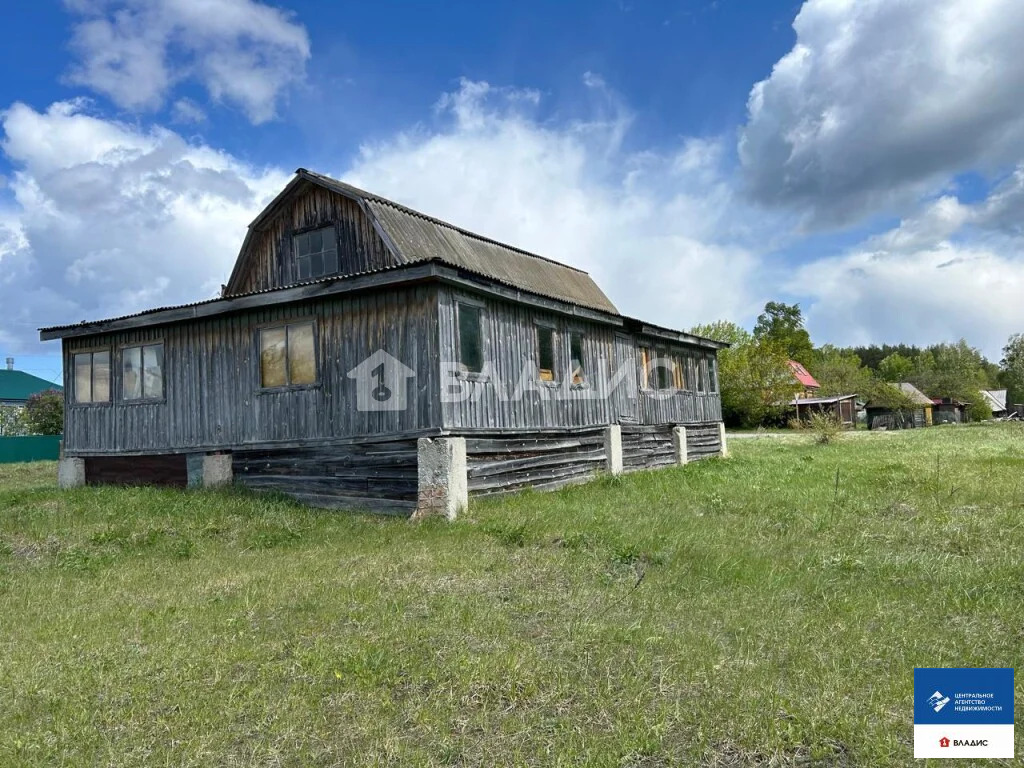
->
[808,412,843,444]
[24,389,64,435]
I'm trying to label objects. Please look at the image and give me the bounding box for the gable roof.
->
[896,382,934,406]
[227,168,618,315]
[788,360,820,389]
[980,389,1008,412]
[0,369,62,402]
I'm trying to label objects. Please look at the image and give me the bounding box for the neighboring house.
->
[865,382,933,430]
[789,394,858,427]
[0,358,63,407]
[0,358,64,438]
[41,168,727,515]
[788,360,820,398]
[980,389,1008,418]
[932,397,970,424]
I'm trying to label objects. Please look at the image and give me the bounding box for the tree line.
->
[693,302,1023,428]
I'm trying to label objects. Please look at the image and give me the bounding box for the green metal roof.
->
[0,370,63,402]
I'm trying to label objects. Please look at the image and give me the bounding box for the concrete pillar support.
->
[719,422,729,458]
[415,437,468,520]
[57,457,86,489]
[187,452,233,488]
[604,424,623,476]
[672,426,689,466]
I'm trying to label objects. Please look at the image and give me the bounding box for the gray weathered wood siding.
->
[465,429,607,496]
[232,437,418,514]
[684,423,723,460]
[231,185,397,296]
[438,286,722,431]
[621,424,676,471]
[62,285,441,456]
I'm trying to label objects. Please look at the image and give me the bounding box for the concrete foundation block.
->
[57,457,86,489]
[719,422,729,458]
[604,424,623,475]
[415,437,467,520]
[187,452,234,488]
[672,426,688,465]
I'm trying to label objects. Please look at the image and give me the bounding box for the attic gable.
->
[225,169,619,315]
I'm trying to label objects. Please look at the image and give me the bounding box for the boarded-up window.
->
[537,327,555,381]
[570,332,584,385]
[122,343,164,400]
[294,226,339,281]
[673,356,685,389]
[74,350,111,404]
[457,304,483,373]
[260,321,316,388]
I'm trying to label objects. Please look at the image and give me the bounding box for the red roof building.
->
[788,360,820,393]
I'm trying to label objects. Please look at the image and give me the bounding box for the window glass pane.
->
[570,332,584,384]
[709,357,718,392]
[310,252,324,278]
[75,353,92,403]
[696,356,706,392]
[673,357,683,389]
[639,347,650,389]
[318,227,334,253]
[309,229,322,252]
[122,347,143,400]
[93,351,111,402]
[296,233,309,257]
[656,354,672,389]
[144,344,164,399]
[323,248,339,275]
[260,327,288,388]
[537,327,554,380]
[288,323,316,385]
[458,305,483,373]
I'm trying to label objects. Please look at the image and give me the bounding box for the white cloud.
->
[740,0,1024,227]
[64,0,310,123]
[171,98,206,124]
[794,194,1024,358]
[345,78,769,332]
[0,100,289,352]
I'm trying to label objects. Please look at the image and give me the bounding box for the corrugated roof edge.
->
[40,257,727,350]
[298,168,593,276]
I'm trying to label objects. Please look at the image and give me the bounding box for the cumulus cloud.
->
[793,194,1024,358]
[0,100,289,352]
[345,78,769,332]
[64,0,310,123]
[740,0,1024,227]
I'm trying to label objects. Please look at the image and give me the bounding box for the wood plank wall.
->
[232,439,418,514]
[465,429,607,496]
[438,286,723,431]
[63,285,442,456]
[231,185,397,295]
[684,423,724,461]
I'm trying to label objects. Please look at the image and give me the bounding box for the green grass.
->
[1,425,1022,766]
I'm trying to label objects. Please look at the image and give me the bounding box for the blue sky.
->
[2,0,1024,384]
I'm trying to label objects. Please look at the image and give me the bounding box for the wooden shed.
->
[865,383,933,430]
[931,397,970,424]
[789,394,858,427]
[41,169,727,516]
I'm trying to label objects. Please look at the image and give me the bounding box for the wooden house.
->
[980,389,1008,418]
[865,383,933,430]
[41,169,727,516]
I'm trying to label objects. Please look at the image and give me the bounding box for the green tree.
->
[23,390,64,435]
[1000,333,1024,407]
[909,340,991,402]
[693,321,800,428]
[752,301,814,365]
[809,345,872,396]
[877,353,913,382]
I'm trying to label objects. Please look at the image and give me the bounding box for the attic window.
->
[293,227,339,281]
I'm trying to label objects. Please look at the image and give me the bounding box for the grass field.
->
[1,425,1022,766]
